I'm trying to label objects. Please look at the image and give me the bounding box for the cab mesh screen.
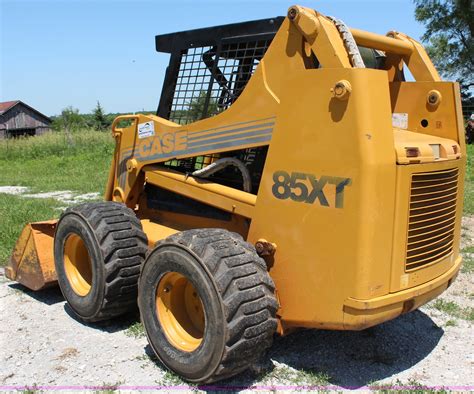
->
[168,39,272,125]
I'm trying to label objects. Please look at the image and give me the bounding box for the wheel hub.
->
[156,272,205,352]
[63,233,92,296]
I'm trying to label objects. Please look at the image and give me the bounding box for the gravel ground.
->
[0,218,472,391]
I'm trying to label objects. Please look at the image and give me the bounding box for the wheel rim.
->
[63,234,93,296]
[156,272,205,352]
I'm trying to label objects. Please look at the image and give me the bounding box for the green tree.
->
[61,106,82,130]
[414,0,473,99]
[52,106,83,132]
[53,106,83,145]
[92,101,109,131]
[187,91,219,123]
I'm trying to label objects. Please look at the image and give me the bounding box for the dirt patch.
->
[23,191,101,205]
[56,347,79,361]
[0,186,29,195]
[0,186,100,205]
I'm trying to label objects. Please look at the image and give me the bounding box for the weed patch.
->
[260,364,331,387]
[369,378,447,393]
[125,321,146,338]
[461,255,474,274]
[430,299,473,321]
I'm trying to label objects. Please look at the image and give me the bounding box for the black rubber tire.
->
[54,201,148,322]
[138,228,278,383]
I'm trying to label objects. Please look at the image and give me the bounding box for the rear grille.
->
[405,168,458,271]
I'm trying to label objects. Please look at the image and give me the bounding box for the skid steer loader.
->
[5,5,466,383]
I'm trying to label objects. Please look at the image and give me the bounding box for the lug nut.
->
[332,80,352,100]
[427,90,442,107]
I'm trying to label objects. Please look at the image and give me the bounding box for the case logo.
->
[138,130,188,156]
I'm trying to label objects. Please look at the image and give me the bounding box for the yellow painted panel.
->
[247,68,397,328]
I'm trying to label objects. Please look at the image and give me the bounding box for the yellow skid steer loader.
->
[6,5,466,383]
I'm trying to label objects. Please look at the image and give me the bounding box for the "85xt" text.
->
[272,171,352,209]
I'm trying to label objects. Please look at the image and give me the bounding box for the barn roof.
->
[0,100,51,123]
[0,100,20,114]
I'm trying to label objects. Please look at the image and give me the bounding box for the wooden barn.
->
[0,100,51,138]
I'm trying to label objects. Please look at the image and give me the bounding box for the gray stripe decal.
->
[118,154,131,190]
[121,118,276,155]
[136,134,272,162]
[188,128,273,148]
[187,116,276,136]
[188,122,274,142]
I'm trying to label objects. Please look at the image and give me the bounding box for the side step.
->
[5,220,58,291]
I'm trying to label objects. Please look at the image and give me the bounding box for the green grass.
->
[93,381,124,394]
[461,253,474,274]
[464,144,474,215]
[21,385,41,394]
[160,371,188,386]
[0,130,113,266]
[369,378,447,393]
[260,365,331,386]
[0,129,114,194]
[0,194,61,266]
[445,319,457,327]
[124,321,146,338]
[430,299,474,321]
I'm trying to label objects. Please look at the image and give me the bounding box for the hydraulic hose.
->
[328,16,366,68]
[191,157,252,193]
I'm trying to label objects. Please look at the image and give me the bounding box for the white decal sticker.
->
[138,121,155,139]
[392,113,408,129]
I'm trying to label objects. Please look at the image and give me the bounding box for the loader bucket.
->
[5,220,58,291]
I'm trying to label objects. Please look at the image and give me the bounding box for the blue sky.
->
[1,0,425,116]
